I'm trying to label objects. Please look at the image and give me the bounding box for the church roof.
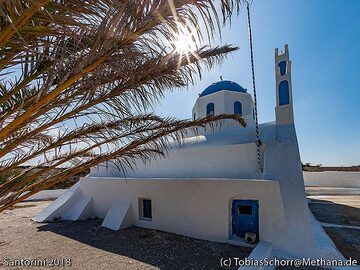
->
[199,80,247,97]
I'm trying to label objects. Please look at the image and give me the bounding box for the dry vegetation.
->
[302,165,360,172]
[0,0,247,212]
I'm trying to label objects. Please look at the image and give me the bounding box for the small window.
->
[234,101,242,115]
[206,103,215,117]
[278,61,287,76]
[139,198,152,220]
[237,205,252,215]
[193,113,196,120]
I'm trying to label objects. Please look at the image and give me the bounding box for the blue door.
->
[232,200,259,239]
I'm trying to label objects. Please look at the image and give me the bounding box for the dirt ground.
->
[0,201,251,270]
[1,194,359,270]
[276,195,360,270]
[308,195,360,262]
[324,227,359,262]
[308,195,360,227]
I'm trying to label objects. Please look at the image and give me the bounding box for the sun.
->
[173,38,192,54]
[173,34,196,54]
[172,25,197,55]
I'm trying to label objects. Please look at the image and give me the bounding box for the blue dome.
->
[199,80,247,97]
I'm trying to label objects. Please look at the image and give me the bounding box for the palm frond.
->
[0,0,246,211]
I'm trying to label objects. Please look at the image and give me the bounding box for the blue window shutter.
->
[278,61,287,76]
[279,80,290,106]
[206,103,215,116]
[234,101,242,115]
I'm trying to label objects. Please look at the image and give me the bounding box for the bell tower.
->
[275,44,294,125]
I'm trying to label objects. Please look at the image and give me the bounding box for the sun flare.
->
[172,26,197,55]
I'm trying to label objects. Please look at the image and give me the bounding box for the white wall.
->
[303,171,360,188]
[91,143,261,179]
[263,124,316,258]
[79,177,285,244]
[192,91,255,128]
[37,122,346,261]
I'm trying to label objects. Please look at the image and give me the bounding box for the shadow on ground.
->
[308,199,360,261]
[309,199,360,227]
[38,220,252,270]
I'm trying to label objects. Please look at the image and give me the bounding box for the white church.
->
[36,45,347,263]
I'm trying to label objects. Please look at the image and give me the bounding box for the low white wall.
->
[303,171,360,188]
[91,143,260,179]
[79,177,285,244]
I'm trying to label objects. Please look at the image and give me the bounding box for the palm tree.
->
[0,0,246,211]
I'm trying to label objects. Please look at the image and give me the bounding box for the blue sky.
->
[154,0,360,166]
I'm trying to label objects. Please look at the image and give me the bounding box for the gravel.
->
[1,194,358,270]
[0,201,251,270]
[308,196,360,227]
[308,195,360,264]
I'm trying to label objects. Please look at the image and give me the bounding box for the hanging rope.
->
[246,1,262,171]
